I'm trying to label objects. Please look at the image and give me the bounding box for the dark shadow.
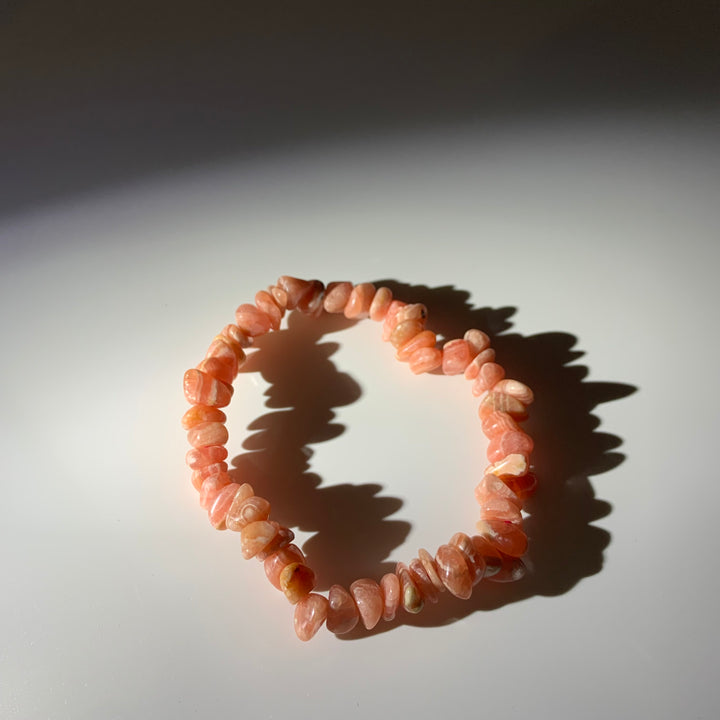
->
[1,1,718,223]
[229,281,636,637]
[229,310,410,590]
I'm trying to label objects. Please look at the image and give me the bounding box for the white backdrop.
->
[2,4,719,719]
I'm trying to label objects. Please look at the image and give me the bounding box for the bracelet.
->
[182,277,537,641]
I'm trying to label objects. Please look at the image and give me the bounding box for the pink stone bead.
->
[206,335,245,367]
[327,585,359,634]
[464,329,491,355]
[492,379,534,405]
[226,495,271,532]
[449,532,487,585]
[277,276,314,310]
[220,324,253,350]
[390,319,425,348]
[396,330,437,361]
[442,339,472,375]
[485,453,529,478]
[369,286,393,321]
[505,472,538,501]
[208,482,242,529]
[256,524,295,560]
[471,362,506,396]
[380,573,401,621]
[279,562,316,604]
[323,282,353,313]
[408,346,443,374]
[487,430,534,462]
[294,593,329,641]
[344,283,376,319]
[183,368,233,407]
[475,474,521,507]
[464,348,496,381]
[269,285,288,309]
[234,304,273,337]
[488,556,527,583]
[191,462,229,491]
[196,356,236,386]
[481,411,520,438]
[181,405,227,430]
[471,535,504,578]
[478,392,527,420]
[185,445,228,470]
[408,558,439,603]
[240,520,279,559]
[395,303,428,324]
[396,562,424,614]
[255,290,283,331]
[187,421,228,449]
[264,544,306,590]
[382,300,407,341]
[349,578,384,629]
[435,544,473,599]
[199,472,231,509]
[478,494,523,523]
[418,548,445,593]
[223,482,255,522]
[476,518,528,557]
[296,280,325,316]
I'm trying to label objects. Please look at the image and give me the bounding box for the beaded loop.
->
[183,277,536,640]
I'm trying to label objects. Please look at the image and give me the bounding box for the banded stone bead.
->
[442,339,472,375]
[255,290,283,330]
[208,482,242,530]
[472,362,506,396]
[327,585,359,634]
[240,520,279,559]
[396,330,437,361]
[185,445,228,470]
[450,532,486,585]
[435,544,473,599]
[198,472,231,509]
[264,544,306,590]
[234,304,273,337]
[225,495,271,531]
[187,421,228,449]
[492,379,534,405]
[323,282,353,313]
[396,562,424,614]
[294,593,329,641]
[344,283,376,319]
[464,347,496,381]
[369,287,393,321]
[478,392,528,420]
[380,572,401,621]
[408,346,443,374]
[279,562,316,604]
[181,405,227,430]
[191,462,228,491]
[476,517,528,557]
[408,558,439,603]
[183,368,233,407]
[487,430,534,462]
[296,280,325,316]
[382,300,407,341]
[349,578,384,629]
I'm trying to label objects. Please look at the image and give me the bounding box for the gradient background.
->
[2,2,719,718]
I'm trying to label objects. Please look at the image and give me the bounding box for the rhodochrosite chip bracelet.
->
[182,277,537,640]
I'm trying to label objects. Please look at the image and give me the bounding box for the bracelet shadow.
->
[229,311,411,588]
[228,281,637,638]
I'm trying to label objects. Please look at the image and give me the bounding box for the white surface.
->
[2,112,719,719]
